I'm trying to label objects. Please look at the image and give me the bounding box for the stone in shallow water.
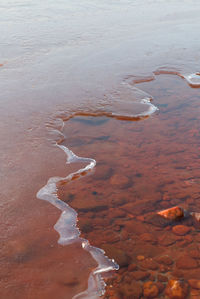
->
[157,274,168,282]
[128,263,137,271]
[157,206,184,220]
[158,233,177,246]
[140,233,157,244]
[155,255,173,266]
[189,249,200,259]
[120,281,142,298]
[188,279,200,290]
[176,255,199,269]
[165,279,189,299]
[139,258,158,270]
[110,173,132,189]
[156,281,165,293]
[143,281,159,298]
[172,225,191,236]
[137,255,145,261]
[129,243,164,260]
[131,270,150,281]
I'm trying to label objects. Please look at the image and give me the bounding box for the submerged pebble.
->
[110,173,131,189]
[131,270,150,281]
[120,281,142,298]
[165,279,189,299]
[176,255,198,269]
[143,281,159,298]
[157,206,184,220]
[172,225,191,236]
[188,279,200,290]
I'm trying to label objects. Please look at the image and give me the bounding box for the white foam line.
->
[36,126,118,298]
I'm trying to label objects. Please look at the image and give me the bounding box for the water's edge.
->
[36,68,200,298]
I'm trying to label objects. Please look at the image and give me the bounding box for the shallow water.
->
[1,0,200,298]
[56,74,200,298]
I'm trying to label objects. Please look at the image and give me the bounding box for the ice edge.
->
[37,70,186,298]
[36,128,119,299]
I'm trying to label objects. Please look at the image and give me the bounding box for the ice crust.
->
[153,67,200,88]
[37,130,119,298]
[36,69,198,297]
[36,88,157,297]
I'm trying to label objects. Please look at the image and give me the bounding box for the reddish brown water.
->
[2,72,200,299]
[55,74,200,298]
